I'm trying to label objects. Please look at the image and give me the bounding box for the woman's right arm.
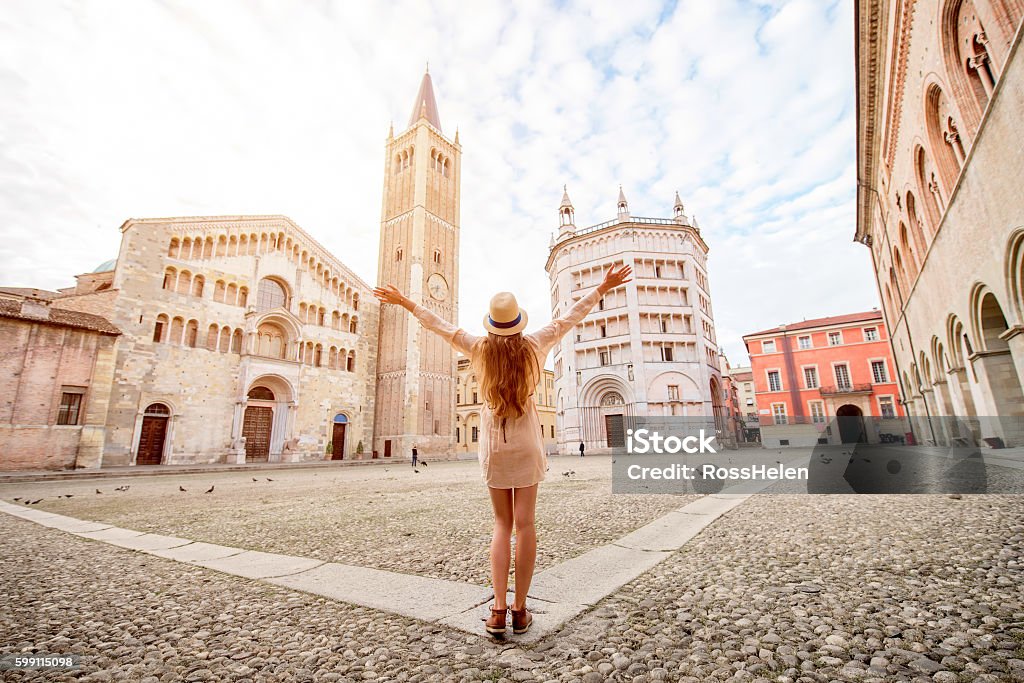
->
[372,284,479,356]
[528,264,632,355]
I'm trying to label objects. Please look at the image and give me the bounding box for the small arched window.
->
[396,247,403,262]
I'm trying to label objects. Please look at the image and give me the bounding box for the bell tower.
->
[374,67,461,460]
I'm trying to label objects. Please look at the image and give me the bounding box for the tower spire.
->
[408,67,442,131]
[617,185,629,217]
[559,184,576,233]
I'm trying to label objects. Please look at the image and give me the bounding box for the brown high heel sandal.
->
[485,605,507,634]
[510,605,533,634]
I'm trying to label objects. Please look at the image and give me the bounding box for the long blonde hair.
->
[474,333,539,419]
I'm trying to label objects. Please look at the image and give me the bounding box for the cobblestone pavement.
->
[0,457,694,585]
[2,460,1022,682]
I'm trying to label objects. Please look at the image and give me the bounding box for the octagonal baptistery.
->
[80,215,378,466]
[545,187,729,454]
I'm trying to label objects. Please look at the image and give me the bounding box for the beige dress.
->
[411,287,603,489]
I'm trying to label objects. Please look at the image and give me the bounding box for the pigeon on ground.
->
[419,461,428,467]
[179,486,187,492]
[13,497,20,501]
[266,478,274,481]
[95,489,102,494]
[414,469,420,474]
[29,499,42,504]
[252,478,258,482]
[205,485,215,493]
[65,494,74,498]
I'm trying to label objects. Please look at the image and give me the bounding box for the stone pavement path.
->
[0,493,747,644]
[1,483,1022,681]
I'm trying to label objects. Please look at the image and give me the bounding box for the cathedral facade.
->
[0,70,460,469]
[546,188,727,453]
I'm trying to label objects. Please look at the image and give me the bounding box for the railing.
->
[819,383,874,396]
[552,215,693,247]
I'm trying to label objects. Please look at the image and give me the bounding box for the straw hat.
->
[482,291,528,336]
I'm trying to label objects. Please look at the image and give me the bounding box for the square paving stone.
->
[145,541,246,562]
[527,544,670,605]
[102,533,194,551]
[438,598,590,641]
[268,562,486,621]
[194,549,325,579]
[70,526,146,541]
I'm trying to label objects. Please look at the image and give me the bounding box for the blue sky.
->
[0,0,876,365]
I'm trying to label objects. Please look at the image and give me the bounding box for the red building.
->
[742,310,905,446]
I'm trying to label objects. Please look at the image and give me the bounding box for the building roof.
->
[93,259,117,273]
[731,371,753,382]
[744,310,883,338]
[407,68,442,131]
[0,298,121,335]
[0,287,61,300]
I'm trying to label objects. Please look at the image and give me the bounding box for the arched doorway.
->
[601,392,626,448]
[243,386,275,462]
[137,403,170,465]
[836,404,867,444]
[331,414,348,460]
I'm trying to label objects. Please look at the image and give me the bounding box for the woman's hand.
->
[372,284,413,311]
[597,264,632,294]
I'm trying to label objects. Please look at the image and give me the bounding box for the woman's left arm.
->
[372,284,479,356]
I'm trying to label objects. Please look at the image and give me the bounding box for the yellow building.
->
[455,355,556,456]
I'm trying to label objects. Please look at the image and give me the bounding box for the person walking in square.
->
[411,445,418,469]
[579,441,585,458]
[373,263,631,636]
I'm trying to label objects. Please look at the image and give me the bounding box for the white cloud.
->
[0,0,874,366]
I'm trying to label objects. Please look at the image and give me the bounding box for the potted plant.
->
[356,440,364,459]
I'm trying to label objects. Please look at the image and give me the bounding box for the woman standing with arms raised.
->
[373,263,631,635]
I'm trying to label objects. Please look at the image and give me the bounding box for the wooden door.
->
[137,416,167,465]
[383,439,391,459]
[331,423,346,460]
[242,406,273,462]
[605,414,625,448]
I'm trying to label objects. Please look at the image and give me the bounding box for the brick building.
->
[743,310,906,447]
[0,294,120,469]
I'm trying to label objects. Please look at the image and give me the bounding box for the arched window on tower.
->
[396,247,403,261]
[433,249,441,264]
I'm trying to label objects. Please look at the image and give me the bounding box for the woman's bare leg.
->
[488,486,514,610]
[511,484,538,611]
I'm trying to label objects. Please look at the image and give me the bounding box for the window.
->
[668,385,679,400]
[599,350,610,366]
[655,265,662,278]
[56,388,85,425]
[600,325,606,338]
[256,278,287,312]
[834,364,851,389]
[828,331,843,346]
[762,340,776,353]
[871,360,889,383]
[472,391,478,404]
[745,397,754,406]
[798,336,812,350]
[598,298,605,311]
[153,318,165,343]
[661,346,673,362]
[803,367,819,389]
[472,426,479,442]
[550,425,554,438]
[767,370,782,392]
[809,401,826,424]
[660,319,668,333]
[433,249,441,264]
[456,427,460,443]
[879,396,896,418]
[772,403,788,425]
[864,327,878,341]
